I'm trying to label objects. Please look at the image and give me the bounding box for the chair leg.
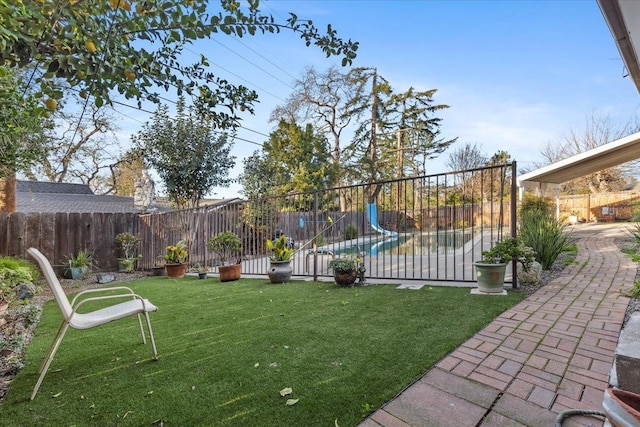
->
[31,322,70,400]
[143,312,158,360]
[136,313,147,345]
[37,321,66,375]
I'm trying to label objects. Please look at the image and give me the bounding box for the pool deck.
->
[359,223,636,427]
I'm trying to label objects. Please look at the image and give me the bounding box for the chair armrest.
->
[70,286,136,307]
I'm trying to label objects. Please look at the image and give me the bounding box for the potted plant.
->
[266,233,295,283]
[191,263,209,280]
[329,254,366,287]
[151,256,166,276]
[165,240,188,278]
[207,231,242,282]
[474,237,534,294]
[63,248,93,279]
[115,232,142,272]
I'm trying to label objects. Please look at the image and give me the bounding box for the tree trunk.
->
[0,173,16,212]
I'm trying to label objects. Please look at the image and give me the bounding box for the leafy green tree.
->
[0,0,358,209]
[271,66,355,191]
[0,0,358,110]
[240,119,336,201]
[133,97,235,210]
[0,69,45,210]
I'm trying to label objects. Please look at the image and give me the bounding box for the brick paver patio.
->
[360,225,636,427]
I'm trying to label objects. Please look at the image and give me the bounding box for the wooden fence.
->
[559,191,640,222]
[0,212,138,272]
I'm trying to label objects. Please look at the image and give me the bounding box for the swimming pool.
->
[333,230,474,256]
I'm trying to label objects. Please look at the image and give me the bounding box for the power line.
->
[207,37,295,91]
[228,34,298,82]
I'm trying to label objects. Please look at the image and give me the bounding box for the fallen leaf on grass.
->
[286,398,299,406]
[254,363,259,368]
[279,387,292,397]
[51,392,62,398]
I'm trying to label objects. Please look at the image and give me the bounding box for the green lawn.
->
[1,278,523,426]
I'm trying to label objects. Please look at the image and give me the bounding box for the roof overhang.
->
[517,130,640,188]
[598,0,640,93]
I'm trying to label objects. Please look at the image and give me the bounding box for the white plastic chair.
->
[27,247,158,400]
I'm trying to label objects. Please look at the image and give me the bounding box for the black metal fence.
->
[151,162,517,284]
[3,163,517,284]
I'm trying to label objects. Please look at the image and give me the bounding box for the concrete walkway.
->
[360,223,637,427]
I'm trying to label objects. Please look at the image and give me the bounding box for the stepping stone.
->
[397,283,425,290]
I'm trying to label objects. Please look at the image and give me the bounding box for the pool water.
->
[334,230,473,256]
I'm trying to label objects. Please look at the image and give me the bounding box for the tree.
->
[539,111,639,193]
[239,119,336,202]
[343,68,455,203]
[20,94,122,193]
[0,0,358,209]
[271,66,355,190]
[446,142,488,201]
[385,87,456,178]
[133,97,235,210]
[0,69,45,211]
[1,0,357,110]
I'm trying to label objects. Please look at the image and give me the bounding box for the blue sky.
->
[113,0,640,199]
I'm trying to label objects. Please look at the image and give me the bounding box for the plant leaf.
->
[279,387,292,397]
[52,391,62,398]
[286,398,299,406]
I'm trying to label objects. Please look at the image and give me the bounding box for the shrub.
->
[519,207,573,270]
[344,224,358,240]
[0,256,39,307]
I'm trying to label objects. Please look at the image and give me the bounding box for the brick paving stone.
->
[383,382,487,427]
[516,372,558,392]
[360,231,632,427]
[557,378,584,401]
[564,371,608,390]
[436,356,460,372]
[494,346,530,362]
[422,368,500,408]
[468,371,509,391]
[475,365,514,384]
[506,378,534,400]
[590,359,613,375]
[463,337,483,349]
[528,385,557,409]
[545,359,568,376]
[458,345,489,360]
[503,336,522,350]
[449,348,484,364]
[516,339,538,354]
[526,354,549,369]
[558,339,579,353]
[542,335,561,348]
[477,341,499,353]
[566,366,609,383]
[479,412,528,427]
[581,386,606,407]
[492,393,559,427]
[575,346,616,363]
[451,360,476,377]
[481,354,505,370]
[596,338,617,351]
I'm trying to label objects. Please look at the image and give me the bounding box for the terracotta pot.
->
[603,387,640,427]
[219,264,241,282]
[334,270,357,287]
[165,263,187,279]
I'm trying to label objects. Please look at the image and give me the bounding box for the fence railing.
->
[2,163,518,284]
